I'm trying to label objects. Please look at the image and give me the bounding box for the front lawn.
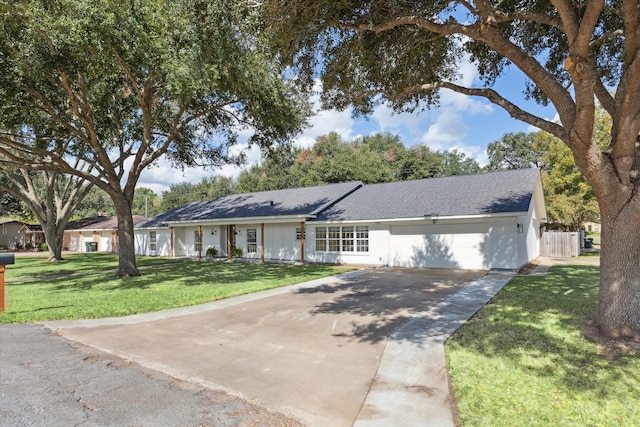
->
[0,254,352,323]
[446,265,640,426]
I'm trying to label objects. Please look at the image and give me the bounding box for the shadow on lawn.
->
[51,261,340,292]
[449,265,640,395]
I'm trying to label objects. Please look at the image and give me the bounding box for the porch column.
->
[300,221,305,264]
[169,226,174,258]
[227,224,232,260]
[261,223,265,264]
[198,225,202,260]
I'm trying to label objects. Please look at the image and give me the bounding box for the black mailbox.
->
[0,254,15,265]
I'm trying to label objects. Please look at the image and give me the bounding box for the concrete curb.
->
[353,273,514,427]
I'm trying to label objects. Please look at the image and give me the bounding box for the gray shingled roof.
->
[67,215,148,231]
[137,181,363,228]
[314,168,540,221]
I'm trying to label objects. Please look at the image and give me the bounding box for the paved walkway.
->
[44,268,514,427]
[354,272,514,426]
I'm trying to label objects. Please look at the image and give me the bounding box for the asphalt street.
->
[0,323,302,427]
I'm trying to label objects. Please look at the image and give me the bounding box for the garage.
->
[388,222,489,270]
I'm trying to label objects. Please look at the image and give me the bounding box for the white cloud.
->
[137,157,216,194]
[420,110,469,148]
[294,108,355,149]
[292,80,356,149]
[217,143,262,178]
[371,104,426,134]
[476,152,489,167]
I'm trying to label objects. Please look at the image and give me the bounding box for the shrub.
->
[205,246,218,258]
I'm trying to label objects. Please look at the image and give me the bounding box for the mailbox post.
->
[0,253,15,312]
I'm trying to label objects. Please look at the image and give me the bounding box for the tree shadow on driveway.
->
[295,268,486,345]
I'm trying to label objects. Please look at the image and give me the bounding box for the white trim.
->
[165,214,314,227]
[311,211,527,225]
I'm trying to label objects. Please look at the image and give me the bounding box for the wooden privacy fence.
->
[541,232,581,257]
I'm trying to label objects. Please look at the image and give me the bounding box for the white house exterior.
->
[135,169,546,271]
[65,215,148,252]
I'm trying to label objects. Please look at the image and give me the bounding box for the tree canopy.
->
[0,0,308,276]
[158,132,482,208]
[486,132,542,171]
[261,0,640,338]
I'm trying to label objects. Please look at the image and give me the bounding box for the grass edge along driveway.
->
[446,264,640,427]
[0,254,353,324]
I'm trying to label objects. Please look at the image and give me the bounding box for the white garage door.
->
[389,223,488,270]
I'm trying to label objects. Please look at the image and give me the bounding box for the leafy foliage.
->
[161,176,234,211]
[535,132,600,229]
[159,132,482,206]
[486,132,542,171]
[0,0,308,276]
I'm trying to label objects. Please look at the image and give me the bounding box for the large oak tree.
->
[262,0,640,338]
[0,0,308,276]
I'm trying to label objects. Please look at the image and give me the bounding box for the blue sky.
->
[138,62,559,195]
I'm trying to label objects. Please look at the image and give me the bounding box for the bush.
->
[40,242,49,252]
[205,246,218,258]
[230,247,243,258]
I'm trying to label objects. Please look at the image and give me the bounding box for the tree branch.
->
[622,0,639,63]
[390,81,567,139]
[341,7,576,138]
[550,0,580,42]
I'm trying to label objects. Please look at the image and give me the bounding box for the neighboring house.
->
[135,169,546,271]
[0,220,26,250]
[583,221,601,233]
[65,215,148,253]
[17,223,46,250]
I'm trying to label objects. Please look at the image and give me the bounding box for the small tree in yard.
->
[0,0,308,277]
[262,1,640,339]
[0,163,92,261]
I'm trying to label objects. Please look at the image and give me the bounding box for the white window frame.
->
[149,231,157,252]
[356,226,369,252]
[247,228,257,253]
[315,225,368,253]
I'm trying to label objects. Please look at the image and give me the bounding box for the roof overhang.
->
[165,214,316,227]
[311,211,528,225]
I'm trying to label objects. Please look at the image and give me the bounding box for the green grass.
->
[0,254,352,323]
[446,265,640,426]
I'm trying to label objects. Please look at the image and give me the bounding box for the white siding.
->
[264,223,301,262]
[488,219,517,269]
[135,230,171,256]
[69,233,82,252]
[135,231,149,256]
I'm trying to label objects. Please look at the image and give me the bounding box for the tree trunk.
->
[597,195,640,340]
[41,222,64,262]
[113,194,140,277]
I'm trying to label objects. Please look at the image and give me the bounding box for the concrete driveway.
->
[46,268,486,426]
